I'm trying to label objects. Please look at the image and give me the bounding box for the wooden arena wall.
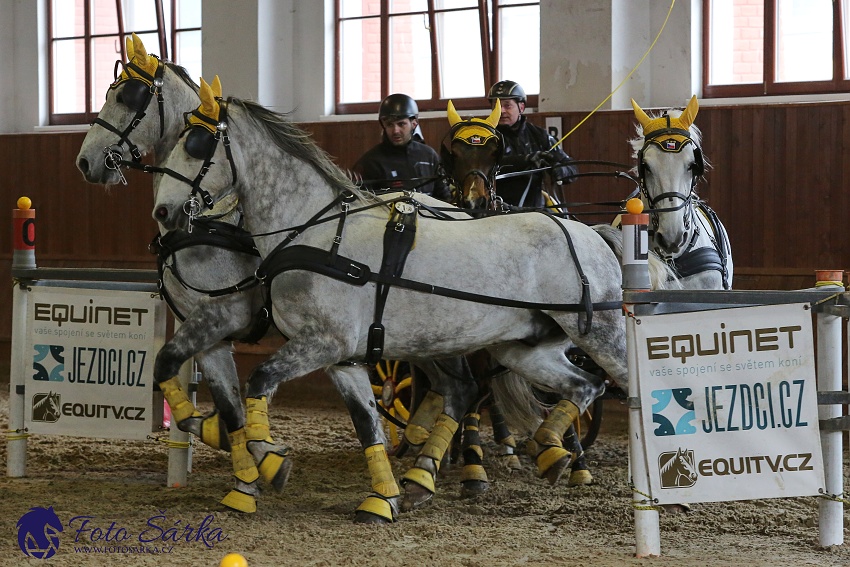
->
[0,101,846,341]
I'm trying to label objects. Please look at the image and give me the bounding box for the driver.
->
[488,80,578,207]
[353,94,452,201]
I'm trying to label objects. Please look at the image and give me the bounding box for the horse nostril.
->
[154,206,170,221]
[78,158,89,174]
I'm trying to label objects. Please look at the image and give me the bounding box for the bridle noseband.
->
[92,58,166,184]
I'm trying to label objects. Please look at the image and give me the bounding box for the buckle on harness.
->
[347,264,363,279]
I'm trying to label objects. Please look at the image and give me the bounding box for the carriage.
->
[77,34,731,524]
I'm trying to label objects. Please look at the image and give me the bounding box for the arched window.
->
[335,0,540,114]
[48,0,202,125]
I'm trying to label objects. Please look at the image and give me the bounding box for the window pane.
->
[53,38,86,114]
[90,35,122,111]
[499,5,539,94]
[497,0,537,5]
[176,0,202,28]
[176,30,203,81]
[436,10,484,98]
[53,0,85,38]
[708,0,763,85]
[122,0,160,31]
[389,14,433,99]
[844,0,850,78]
[91,0,118,35]
[775,0,832,82]
[434,0,477,9]
[390,0,427,13]
[340,0,381,18]
[339,18,382,103]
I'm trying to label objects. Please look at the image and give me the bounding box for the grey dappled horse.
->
[76,35,393,517]
[630,96,733,291]
[151,78,635,522]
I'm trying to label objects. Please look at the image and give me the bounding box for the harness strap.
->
[366,201,418,364]
[670,246,724,280]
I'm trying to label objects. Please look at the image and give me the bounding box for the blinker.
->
[184,126,217,160]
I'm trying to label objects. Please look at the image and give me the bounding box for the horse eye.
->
[116,92,124,104]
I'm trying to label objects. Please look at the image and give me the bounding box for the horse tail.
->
[489,372,545,437]
[591,224,682,290]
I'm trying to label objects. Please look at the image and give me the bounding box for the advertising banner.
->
[24,286,165,440]
[634,303,824,504]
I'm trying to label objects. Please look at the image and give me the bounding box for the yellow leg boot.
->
[355,444,400,523]
[159,377,230,451]
[245,396,292,491]
[460,412,489,498]
[402,391,444,446]
[402,414,459,511]
[220,429,260,513]
[534,400,579,485]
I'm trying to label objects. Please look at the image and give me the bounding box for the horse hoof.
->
[401,482,434,512]
[661,503,691,514]
[568,469,593,487]
[258,451,293,492]
[460,480,489,498]
[355,494,398,523]
[220,489,257,513]
[353,511,393,524]
[537,447,573,486]
[499,454,522,471]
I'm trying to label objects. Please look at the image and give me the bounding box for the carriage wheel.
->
[370,360,418,455]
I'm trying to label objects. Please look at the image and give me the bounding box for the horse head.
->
[153,75,237,231]
[444,100,502,212]
[631,95,705,256]
[77,33,198,185]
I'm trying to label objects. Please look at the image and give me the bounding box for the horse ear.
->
[125,36,134,61]
[678,95,699,129]
[132,33,148,65]
[485,99,500,128]
[631,99,651,129]
[199,77,216,113]
[211,75,223,99]
[447,100,462,127]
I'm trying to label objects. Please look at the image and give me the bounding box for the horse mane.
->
[164,61,200,94]
[628,108,710,171]
[226,97,363,199]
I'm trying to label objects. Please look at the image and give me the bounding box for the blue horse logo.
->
[16,506,63,559]
[651,388,696,436]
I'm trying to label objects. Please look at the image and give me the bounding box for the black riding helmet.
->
[487,80,527,104]
[379,93,419,122]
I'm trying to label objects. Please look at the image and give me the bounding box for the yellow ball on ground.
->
[625,198,643,215]
[220,553,248,567]
[17,196,32,210]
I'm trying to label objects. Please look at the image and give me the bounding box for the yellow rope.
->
[815,281,844,288]
[550,0,677,149]
[630,481,662,511]
[818,488,850,505]
[6,429,30,441]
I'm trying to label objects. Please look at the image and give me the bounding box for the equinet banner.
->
[634,303,824,504]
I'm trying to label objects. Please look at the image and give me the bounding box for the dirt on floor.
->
[1,367,849,567]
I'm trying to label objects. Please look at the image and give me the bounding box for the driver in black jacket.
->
[488,80,578,207]
[353,94,452,201]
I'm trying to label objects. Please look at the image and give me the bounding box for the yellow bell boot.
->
[160,377,230,451]
[402,391,444,446]
[220,428,260,513]
[533,400,579,484]
[354,444,400,523]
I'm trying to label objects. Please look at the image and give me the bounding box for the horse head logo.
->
[16,506,64,559]
[31,391,61,423]
[659,448,698,489]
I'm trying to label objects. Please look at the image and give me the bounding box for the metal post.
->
[621,198,660,557]
[815,270,844,547]
[8,197,36,478]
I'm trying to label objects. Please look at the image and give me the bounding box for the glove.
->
[528,150,558,168]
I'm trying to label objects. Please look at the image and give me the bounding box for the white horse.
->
[151,77,635,520]
[630,96,734,290]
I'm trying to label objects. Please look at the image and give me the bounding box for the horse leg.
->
[487,336,606,486]
[458,401,489,498]
[563,424,593,486]
[401,389,445,449]
[401,357,478,512]
[326,366,400,524]
[488,401,521,471]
